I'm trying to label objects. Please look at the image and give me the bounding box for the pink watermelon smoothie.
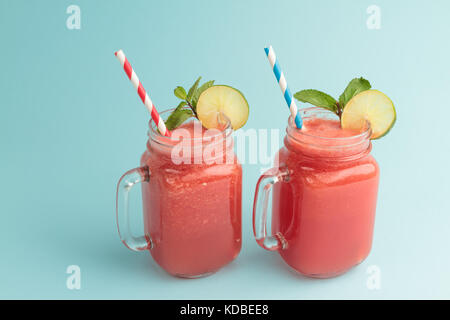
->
[272,114,379,277]
[140,121,242,277]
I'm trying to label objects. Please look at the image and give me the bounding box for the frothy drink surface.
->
[272,116,379,277]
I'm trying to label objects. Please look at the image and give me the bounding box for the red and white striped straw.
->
[114,49,171,137]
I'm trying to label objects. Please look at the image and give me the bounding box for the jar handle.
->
[116,167,152,252]
[252,167,290,251]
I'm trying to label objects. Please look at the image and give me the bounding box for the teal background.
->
[1,0,449,299]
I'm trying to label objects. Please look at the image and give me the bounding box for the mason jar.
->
[117,110,242,278]
[253,107,379,278]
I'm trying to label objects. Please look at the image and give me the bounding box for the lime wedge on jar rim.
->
[341,89,396,139]
[197,85,249,130]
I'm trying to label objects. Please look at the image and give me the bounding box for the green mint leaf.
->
[294,89,337,112]
[175,101,187,111]
[339,77,371,108]
[165,107,193,130]
[174,86,187,100]
[192,80,215,108]
[186,76,201,103]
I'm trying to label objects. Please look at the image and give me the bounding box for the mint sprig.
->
[294,89,338,113]
[174,87,187,100]
[294,77,371,119]
[165,77,215,130]
[339,77,371,108]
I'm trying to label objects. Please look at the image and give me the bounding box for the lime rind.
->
[197,85,249,130]
[341,89,396,139]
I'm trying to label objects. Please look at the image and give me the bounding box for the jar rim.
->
[285,107,372,160]
[148,108,233,146]
[287,107,372,146]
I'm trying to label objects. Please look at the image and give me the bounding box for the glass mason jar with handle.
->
[116,110,242,278]
[253,107,380,278]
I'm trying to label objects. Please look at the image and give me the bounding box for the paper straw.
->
[264,46,302,129]
[114,49,171,137]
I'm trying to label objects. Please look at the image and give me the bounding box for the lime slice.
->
[341,89,396,139]
[197,85,249,130]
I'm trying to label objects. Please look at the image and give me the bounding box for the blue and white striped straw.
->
[264,46,302,129]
